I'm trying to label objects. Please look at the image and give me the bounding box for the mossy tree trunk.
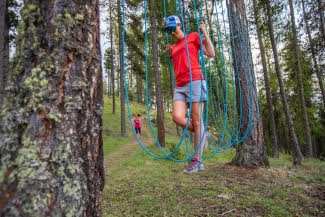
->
[228,0,269,167]
[0,1,104,216]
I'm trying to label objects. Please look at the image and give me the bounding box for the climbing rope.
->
[121,0,260,162]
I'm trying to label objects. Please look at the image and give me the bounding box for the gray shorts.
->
[173,80,207,103]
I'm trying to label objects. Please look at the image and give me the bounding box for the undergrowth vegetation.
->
[102,96,325,217]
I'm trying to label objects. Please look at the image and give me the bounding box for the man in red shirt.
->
[165,15,215,173]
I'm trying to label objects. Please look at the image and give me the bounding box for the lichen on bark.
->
[0,1,104,216]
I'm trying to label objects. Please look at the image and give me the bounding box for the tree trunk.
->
[150,0,165,147]
[3,0,9,96]
[0,1,9,113]
[253,0,279,158]
[288,0,313,158]
[181,0,186,28]
[110,0,116,114]
[0,0,6,112]
[129,60,134,95]
[117,0,127,137]
[107,69,110,95]
[266,0,303,164]
[301,0,325,107]
[228,0,269,167]
[204,0,214,33]
[136,69,143,104]
[317,0,325,42]
[0,1,104,216]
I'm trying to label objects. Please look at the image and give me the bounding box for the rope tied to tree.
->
[121,0,260,162]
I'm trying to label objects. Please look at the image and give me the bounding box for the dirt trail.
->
[104,118,154,169]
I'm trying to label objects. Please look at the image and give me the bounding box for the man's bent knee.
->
[172,113,184,126]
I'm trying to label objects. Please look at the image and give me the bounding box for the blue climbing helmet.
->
[164,15,181,33]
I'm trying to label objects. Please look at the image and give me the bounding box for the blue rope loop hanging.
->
[120,0,260,162]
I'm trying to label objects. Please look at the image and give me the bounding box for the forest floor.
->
[102,147,325,217]
[101,96,325,217]
[104,118,154,169]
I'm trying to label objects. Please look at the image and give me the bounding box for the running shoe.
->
[184,158,204,173]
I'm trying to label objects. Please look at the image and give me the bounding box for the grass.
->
[102,154,325,217]
[101,96,325,217]
[102,96,149,155]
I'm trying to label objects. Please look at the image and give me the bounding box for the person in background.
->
[134,114,141,137]
[164,15,215,173]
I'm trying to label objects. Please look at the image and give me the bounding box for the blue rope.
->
[120,0,261,162]
[226,1,242,144]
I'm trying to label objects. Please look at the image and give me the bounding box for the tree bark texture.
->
[266,0,303,164]
[228,0,269,167]
[150,0,165,147]
[288,0,313,158]
[3,0,9,80]
[109,0,116,114]
[318,0,325,42]
[117,0,127,137]
[253,0,279,158]
[0,0,6,112]
[0,1,104,216]
[136,69,143,104]
[301,0,325,107]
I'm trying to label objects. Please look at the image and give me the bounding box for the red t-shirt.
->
[171,32,204,87]
[134,118,141,128]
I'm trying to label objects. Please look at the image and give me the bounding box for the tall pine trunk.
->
[288,0,313,158]
[0,0,7,113]
[136,69,143,104]
[0,0,9,113]
[150,0,165,147]
[228,0,269,167]
[117,0,127,137]
[110,0,116,114]
[0,1,104,216]
[301,0,325,107]
[318,0,325,42]
[107,69,110,95]
[253,0,278,158]
[266,0,303,164]
[3,0,9,97]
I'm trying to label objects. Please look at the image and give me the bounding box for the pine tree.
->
[0,0,6,112]
[301,0,325,107]
[252,0,279,158]
[288,0,313,158]
[317,0,325,42]
[110,0,116,114]
[228,0,269,167]
[265,0,303,164]
[0,1,104,215]
[150,0,165,146]
[117,0,127,137]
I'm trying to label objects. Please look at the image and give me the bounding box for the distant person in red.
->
[164,15,215,173]
[134,114,141,136]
